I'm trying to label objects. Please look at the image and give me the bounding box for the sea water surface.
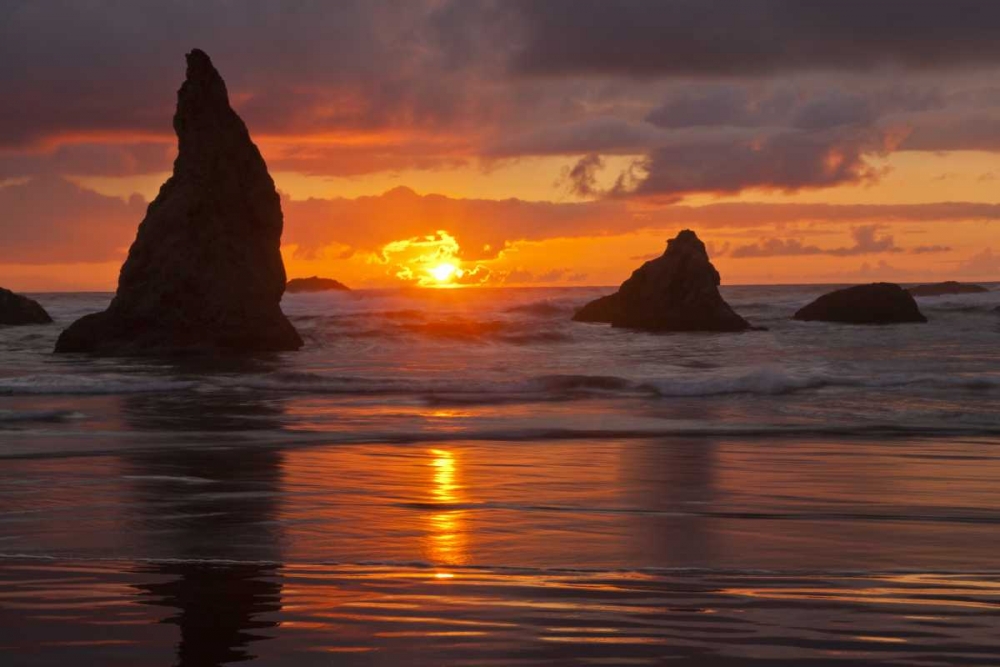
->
[2,285,1000,665]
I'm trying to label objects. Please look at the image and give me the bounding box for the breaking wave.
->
[227,367,1000,403]
[3,367,998,401]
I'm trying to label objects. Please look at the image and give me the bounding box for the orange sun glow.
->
[428,262,459,283]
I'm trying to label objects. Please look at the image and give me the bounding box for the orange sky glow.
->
[3,3,1000,291]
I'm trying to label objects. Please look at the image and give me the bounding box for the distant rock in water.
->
[794,283,927,324]
[55,50,302,355]
[0,287,52,326]
[573,229,752,332]
[286,276,350,293]
[907,281,989,297]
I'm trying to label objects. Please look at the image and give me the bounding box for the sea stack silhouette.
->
[794,283,927,324]
[0,287,52,326]
[55,50,302,355]
[573,229,752,331]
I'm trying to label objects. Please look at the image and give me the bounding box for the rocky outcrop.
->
[907,281,989,297]
[0,287,52,325]
[55,50,302,355]
[573,229,752,331]
[286,276,350,293]
[794,283,927,324]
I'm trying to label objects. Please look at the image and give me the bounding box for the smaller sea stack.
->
[573,229,751,332]
[286,277,350,293]
[0,288,52,326]
[907,281,988,297]
[794,283,927,324]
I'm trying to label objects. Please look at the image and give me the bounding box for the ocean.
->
[2,285,1000,665]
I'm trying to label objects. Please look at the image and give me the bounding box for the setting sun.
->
[428,262,459,284]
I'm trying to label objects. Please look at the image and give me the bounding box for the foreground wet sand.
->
[2,436,1000,664]
[2,559,999,666]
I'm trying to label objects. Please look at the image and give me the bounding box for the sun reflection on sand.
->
[427,448,468,570]
[720,573,1000,611]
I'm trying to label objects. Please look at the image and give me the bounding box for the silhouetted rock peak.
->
[0,287,52,326]
[55,50,302,355]
[173,50,247,172]
[907,281,989,297]
[573,229,752,332]
[286,277,350,293]
[794,283,927,324]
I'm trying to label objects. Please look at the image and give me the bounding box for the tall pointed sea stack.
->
[56,50,302,354]
[573,229,751,332]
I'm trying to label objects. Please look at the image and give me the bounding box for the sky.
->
[3,0,1000,290]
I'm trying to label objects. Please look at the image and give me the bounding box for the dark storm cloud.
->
[487,117,665,158]
[645,85,941,132]
[609,83,948,196]
[4,0,1000,199]
[899,114,1000,151]
[488,82,954,197]
[629,127,892,197]
[0,1,503,149]
[510,0,1000,77]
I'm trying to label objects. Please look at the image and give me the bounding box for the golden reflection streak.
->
[721,573,1000,611]
[427,448,468,570]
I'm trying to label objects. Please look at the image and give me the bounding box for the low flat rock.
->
[286,277,350,293]
[0,287,52,326]
[794,283,927,324]
[907,281,989,297]
[573,229,751,332]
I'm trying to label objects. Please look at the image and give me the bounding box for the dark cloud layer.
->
[4,1,1000,201]
[630,127,892,197]
[511,0,1000,77]
[645,86,942,131]
[0,1,504,148]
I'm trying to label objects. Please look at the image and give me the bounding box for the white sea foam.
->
[223,367,1000,403]
[0,409,84,422]
[2,364,998,403]
[0,374,197,395]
